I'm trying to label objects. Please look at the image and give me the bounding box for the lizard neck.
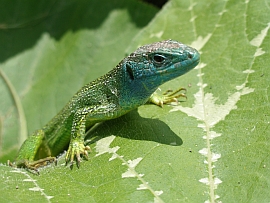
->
[117,66,158,110]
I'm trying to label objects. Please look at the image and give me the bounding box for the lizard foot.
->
[65,139,91,169]
[9,157,56,175]
[149,88,187,107]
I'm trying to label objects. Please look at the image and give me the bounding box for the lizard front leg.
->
[65,108,91,168]
[65,103,117,168]
[149,88,187,107]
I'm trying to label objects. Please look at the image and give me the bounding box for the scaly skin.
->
[14,40,200,171]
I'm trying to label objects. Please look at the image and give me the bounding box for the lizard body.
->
[14,40,200,171]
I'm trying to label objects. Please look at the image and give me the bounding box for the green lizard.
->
[12,40,200,172]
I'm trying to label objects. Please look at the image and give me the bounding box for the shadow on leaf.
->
[86,109,183,146]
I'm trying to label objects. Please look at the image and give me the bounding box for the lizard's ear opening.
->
[126,64,134,80]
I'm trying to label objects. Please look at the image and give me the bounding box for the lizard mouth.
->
[173,50,200,73]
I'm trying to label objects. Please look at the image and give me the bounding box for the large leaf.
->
[1,0,269,202]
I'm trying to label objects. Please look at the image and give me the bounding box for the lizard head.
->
[117,40,200,108]
[123,40,200,89]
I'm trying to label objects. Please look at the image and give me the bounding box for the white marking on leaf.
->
[199,148,208,156]
[188,2,197,10]
[190,34,212,51]
[169,40,257,201]
[250,22,270,57]
[95,135,117,156]
[190,16,197,22]
[29,187,44,192]
[122,158,143,178]
[199,178,222,187]
[109,153,120,161]
[10,168,53,202]
[199,178,209,184]
[155,190,163,196]
[10,169,28,174]
[150,31,164,38]
[254,48,265,57]
[218,9,227,15]
[203,131,221,139]
[127,158,142,167]
[212,153,221,162]
[23,179,37,182]
[171,85,254,127]
[195,63,207,69]
[250,22,270,47]
[214,178,222,185]
[243,69,255,74]
[170,141,177,146]
[137,183,148,190]
[94,136,164,202]
[122,170,136,178]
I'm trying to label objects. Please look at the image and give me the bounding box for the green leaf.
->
[1,0,269,202]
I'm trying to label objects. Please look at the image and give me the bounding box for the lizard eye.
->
[153,54,166,64]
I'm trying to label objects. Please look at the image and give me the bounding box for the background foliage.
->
[0,0,269,202]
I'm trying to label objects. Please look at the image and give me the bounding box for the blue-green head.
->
[119,40,200,107]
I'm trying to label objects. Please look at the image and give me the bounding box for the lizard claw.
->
[65,140,91,168]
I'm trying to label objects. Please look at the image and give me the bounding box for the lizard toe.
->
[65,140,91,168]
